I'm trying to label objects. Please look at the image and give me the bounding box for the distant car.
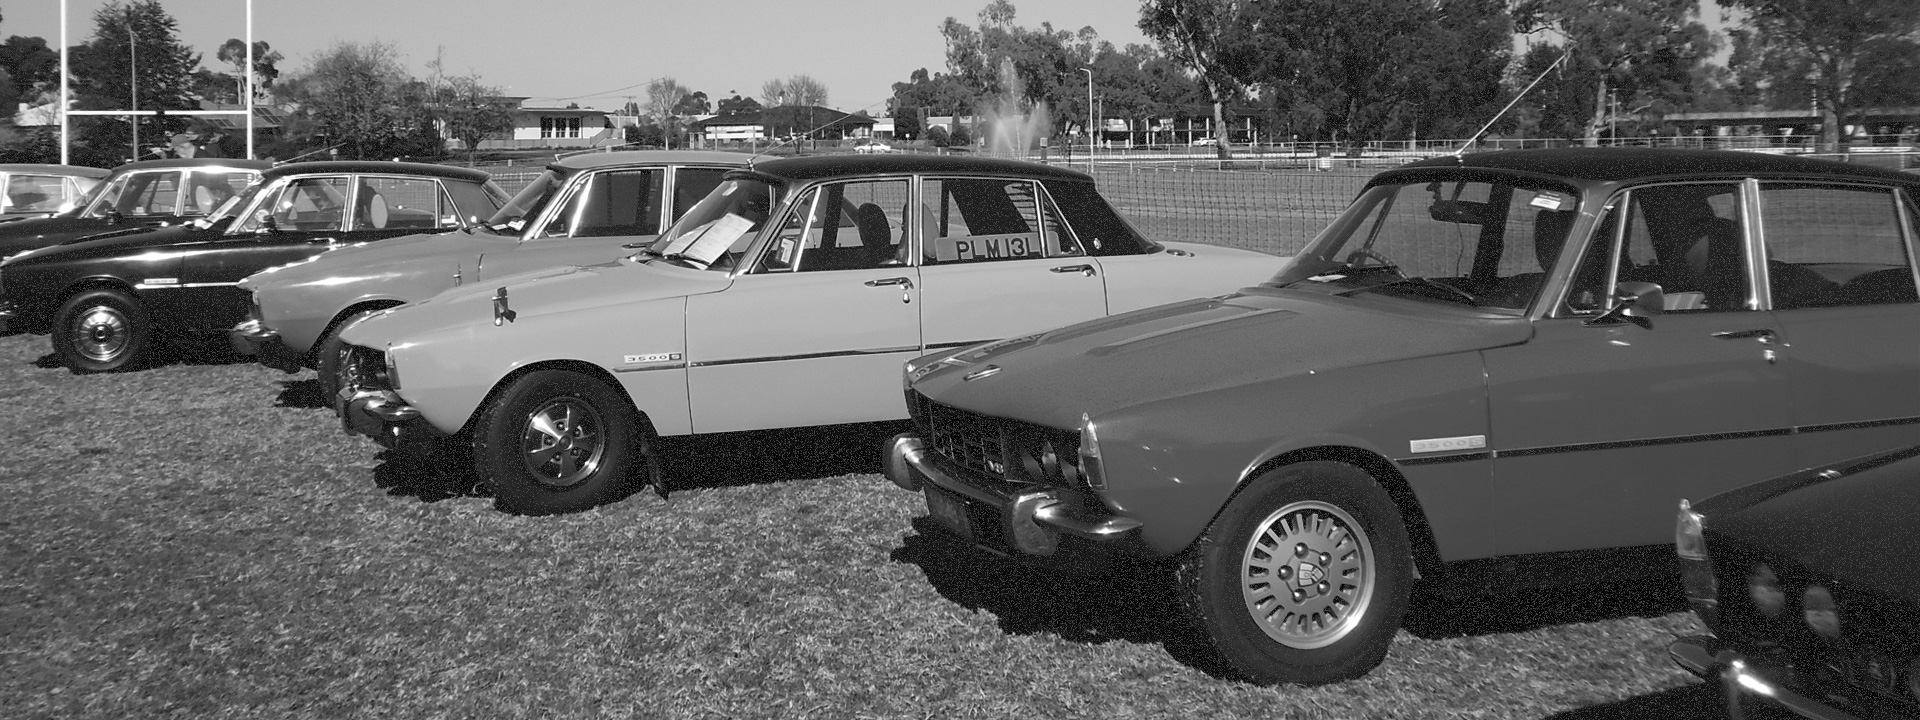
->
[0,158,269,260]
[883,148,1920,685]
[1672,442,1920,720]
[1189,137,1219,147]
[0,164,109,221]
[229,150,745,398]
[853,141,896,154]
[333,154,1287,515]
[0,161,508,372]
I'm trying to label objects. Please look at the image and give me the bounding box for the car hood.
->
[240,228,473,291]
[340,257,728,347]
[0,223,212,267]
[1700,444,1920,601]
[907,286,1531,428]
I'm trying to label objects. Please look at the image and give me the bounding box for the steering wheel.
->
[1345,247,1397,268]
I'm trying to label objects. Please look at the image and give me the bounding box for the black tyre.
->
[1175,461,1414,685]
[472,370,637,515]
[315,309,379,402]
[51,288,153,373]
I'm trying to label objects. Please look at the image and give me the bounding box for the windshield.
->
[483,168,568,234]
[1270,177,1581,311]
[641,177,777,270]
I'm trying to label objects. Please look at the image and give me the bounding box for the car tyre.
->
[315,309,379,403]
[52,288,153,373]
[472,369,636,515]
[1175,461,1413,685]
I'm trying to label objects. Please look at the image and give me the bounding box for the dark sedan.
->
[1673,442,1920,720]
[0,161,508,372]
[0,158,270,260]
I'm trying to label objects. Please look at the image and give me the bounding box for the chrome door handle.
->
[865,276,913,288]
[1712,328,1775,344]
[1051,264,1096,276]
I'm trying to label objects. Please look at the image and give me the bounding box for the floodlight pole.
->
[1079,67,1093,173]
[59,0,68,164]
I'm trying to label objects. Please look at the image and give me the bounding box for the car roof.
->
[737,153,1093,183]
[0,163,111,178]
[108,158,274,173]
[1387,147,1920,186]
[260,160,495,183]
[551,150,751,171]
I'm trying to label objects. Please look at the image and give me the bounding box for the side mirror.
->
[1587,281,1664,327]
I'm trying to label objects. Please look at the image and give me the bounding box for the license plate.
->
[924,488,971,540]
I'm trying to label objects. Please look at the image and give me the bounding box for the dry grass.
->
[0,332,1717,719]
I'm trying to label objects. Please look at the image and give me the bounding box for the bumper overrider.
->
[228,319,306,373]
[334,343,439,448]
[884,433,1141,556]
[1669,635,1867,720]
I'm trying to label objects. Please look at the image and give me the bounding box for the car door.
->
[1754,181,1920,467]
[472,165,730,284]
[915,177,1107,351]
[683,178,921,433]
[1481,182,1795,555]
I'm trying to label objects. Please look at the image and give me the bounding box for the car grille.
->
[1708,532,1920,718]
[905,390,1085,489]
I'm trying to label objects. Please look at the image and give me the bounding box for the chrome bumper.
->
[884,433,1141,556]
[1669,635,1865,720]
[229,319,305,373]
[336,386,434,448]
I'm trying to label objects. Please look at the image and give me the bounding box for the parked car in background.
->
[333,154,1287,515]
[1672,442,1920,720]
[230,150,745,398]
[853,141,896,154]
[882,148,1920,685]
[0,161,508,373]
[0,163,109,221]
[0,158,269,259]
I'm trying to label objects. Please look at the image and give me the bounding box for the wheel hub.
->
[73,306,130,361]
[519,397,604,489]
[1240,500,1375,650]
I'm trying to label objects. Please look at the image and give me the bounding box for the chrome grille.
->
[905,390,1085,488]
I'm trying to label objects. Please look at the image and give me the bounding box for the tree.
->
[716,94,761,115]
[760,75,827,107]
[0,35,59,99]
[216,38,281,102]
[67,0,202,164]
[437,74,514,162]
[644,78,692,148]
[276,40,435,159]
[1140,0,1252,157]
[1720,0,1920,150]
[1514,0,1713,146]
[672,91,710,116]
[889,67,975,140]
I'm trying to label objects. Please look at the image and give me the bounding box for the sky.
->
[3,0,1152,114]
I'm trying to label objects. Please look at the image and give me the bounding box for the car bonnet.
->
[240,229,476,291]
[907,286,1531,428]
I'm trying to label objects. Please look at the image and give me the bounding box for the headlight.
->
[1748,564,1785,617]
[1802,585,1840,639]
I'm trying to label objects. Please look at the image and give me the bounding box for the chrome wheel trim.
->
[1239,499,1375,650]
[70,304,132,363]
[518,396,606,489]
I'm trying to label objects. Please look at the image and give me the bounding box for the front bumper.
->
[336,386,438,448]
[1670,634,1866,720]
[228,319,305,373]
[884,433,1141,556]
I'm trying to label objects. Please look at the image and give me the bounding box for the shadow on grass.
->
[274,378,329,409]
[1545,682,1739,720]
[652,421,907,492]
[1401,581,1689,640]
[29,340,253,372]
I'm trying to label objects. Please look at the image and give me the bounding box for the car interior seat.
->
[854,203,895,266]
[356,186,389,230]
[1680,216,1746,310]
[1487,209,1574,307]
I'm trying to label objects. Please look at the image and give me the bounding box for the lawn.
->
[0,331,1720,719]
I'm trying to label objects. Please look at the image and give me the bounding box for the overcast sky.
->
[4,0,1153,113]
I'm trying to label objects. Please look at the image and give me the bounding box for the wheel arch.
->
[309,299,406,365]
[37,277,142,333]
[1230,447,1443,580]
[460,359,659,441]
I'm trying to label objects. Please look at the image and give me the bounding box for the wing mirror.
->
[1586,281,1664,327]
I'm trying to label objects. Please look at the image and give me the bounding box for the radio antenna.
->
[1457,47,1573,159]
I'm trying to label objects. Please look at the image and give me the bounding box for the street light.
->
[1079,67,1093,172]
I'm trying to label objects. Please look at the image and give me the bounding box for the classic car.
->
[0,158,269,259]
[229,150,745,399]
[1672,442,1920,720]
[0,161,508,372]
[881,148,1920,685]
[0,163,109,221]
[332,154,1288,515]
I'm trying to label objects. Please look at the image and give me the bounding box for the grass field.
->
[0,330,1730,719]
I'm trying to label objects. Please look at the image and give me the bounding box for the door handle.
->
[313,237,338,246]
[865,276,913,288]
[1712,328,1775,344]
[1051,264,1096,276]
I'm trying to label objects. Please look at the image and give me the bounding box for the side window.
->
[6,174,77,214]
[1044,180,1157,256]
[254,177,350,232]
[182,170,252,216]
[118,172,183,217]
[757,179,909,273]
[672,168,730,220]
[923,178,1067,265]
[1626,183,1748,312]
[355,177,448,231]
[1758,183,1916,308]
[538,169,663,238]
